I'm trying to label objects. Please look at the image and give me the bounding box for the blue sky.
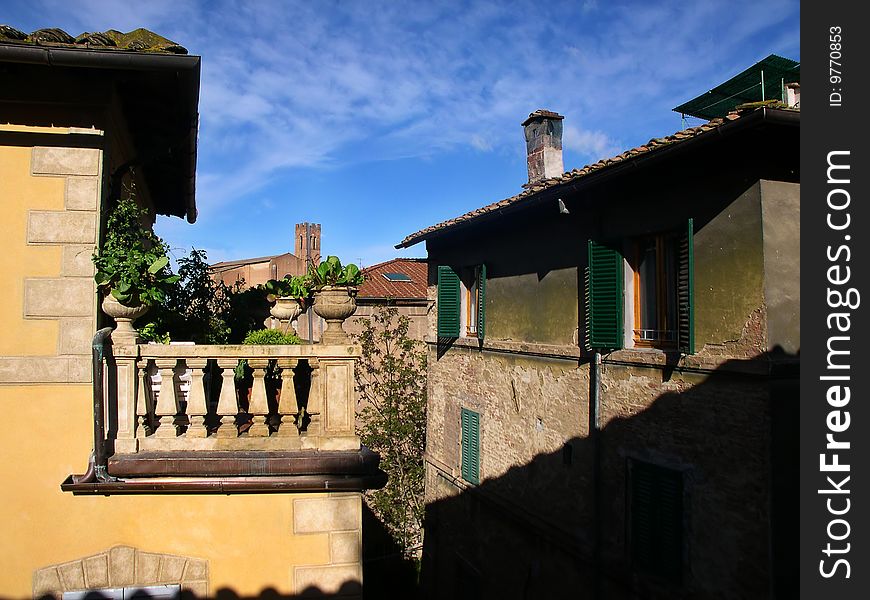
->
[3,0,800,268]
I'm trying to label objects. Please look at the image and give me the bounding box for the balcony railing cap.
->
[133,343,361,359]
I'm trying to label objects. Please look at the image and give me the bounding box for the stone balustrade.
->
[110,343,361,454]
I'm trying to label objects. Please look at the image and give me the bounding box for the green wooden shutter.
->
[631,461,683,580]
[677,219,695,354]
[461,408,480,484]
[586,240,624,349]
[477,264,487,339]
[438,265,461,338]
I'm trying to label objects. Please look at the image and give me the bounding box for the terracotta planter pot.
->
[101,294,149,345]
[311,286,357,344]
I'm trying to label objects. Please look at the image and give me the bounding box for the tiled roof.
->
[210,254,284,272]
[397,106,797,248]
[0,25,188,54]
[358,258,428,300]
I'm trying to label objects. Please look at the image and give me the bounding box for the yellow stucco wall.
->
[0,145,63,356]
[0,385,331,597]
[0,131,345,597]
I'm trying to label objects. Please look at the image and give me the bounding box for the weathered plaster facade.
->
[415,108,799,599]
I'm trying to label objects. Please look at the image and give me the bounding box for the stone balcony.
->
[63,339,386,493]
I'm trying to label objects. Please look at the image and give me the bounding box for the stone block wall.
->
[32,546,208,598]
[292,493,363,598]
[0,138,102,384]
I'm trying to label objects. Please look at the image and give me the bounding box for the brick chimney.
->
[522,109,564,184]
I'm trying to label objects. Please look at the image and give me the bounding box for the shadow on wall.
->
[419,348,798,600]
[31,583,362,600]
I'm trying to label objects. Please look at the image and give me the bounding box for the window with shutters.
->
[631,234,679,347]
[586,219,693,353]
[465,265,486,337]
[460,407,480,484]
[629,219,694,351]
[628,459,684,582]
[437,264,486,340]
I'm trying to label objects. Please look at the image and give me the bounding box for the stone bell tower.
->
[294,222,321,265]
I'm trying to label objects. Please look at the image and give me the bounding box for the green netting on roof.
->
[674,55,800,120]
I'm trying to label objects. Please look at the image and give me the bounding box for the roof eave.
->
[0,43,201,223]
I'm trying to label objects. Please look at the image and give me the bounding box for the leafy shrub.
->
[242,328,303,345]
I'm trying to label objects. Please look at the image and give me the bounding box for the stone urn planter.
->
[101,294,149,345]
[311,286,358,344]
[270,297,304,334]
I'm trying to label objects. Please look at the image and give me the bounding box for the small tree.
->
[354,306,427,558]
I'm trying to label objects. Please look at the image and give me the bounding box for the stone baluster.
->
[215,358,240,438]
[113,348,139,453]
[247,358,271,436]
[136,358,151,439]
[306,358,323,437]
[275,358,299,436]
[154,358,179,438]
[185,358,209,438]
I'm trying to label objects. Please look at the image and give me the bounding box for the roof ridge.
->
[362,257,427,272]
[398,107,795,248]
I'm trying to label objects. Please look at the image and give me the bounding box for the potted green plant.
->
[92,180,178,344]
[261,275,311,335]
[307,255,365,344]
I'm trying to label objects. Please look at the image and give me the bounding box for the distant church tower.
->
[295,222,321,266]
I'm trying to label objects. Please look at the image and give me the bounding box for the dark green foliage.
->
[143,248,270,344]
[354,306,426,558]
[138,321,170,344]
[93,179,178,307]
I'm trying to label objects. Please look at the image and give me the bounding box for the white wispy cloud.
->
[18,0,798,264]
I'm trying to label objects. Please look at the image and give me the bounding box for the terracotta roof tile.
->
[0,25,188,54]
[358,258,428,300]
[397,107,796,248]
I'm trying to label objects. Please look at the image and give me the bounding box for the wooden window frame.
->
[465,267,480,337]
[631,235,678,349]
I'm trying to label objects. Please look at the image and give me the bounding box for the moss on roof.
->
[0,25,187,54]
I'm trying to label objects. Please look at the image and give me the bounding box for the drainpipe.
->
[306,223,314,343]
[73,327,117,483]
[590,350,602,599]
